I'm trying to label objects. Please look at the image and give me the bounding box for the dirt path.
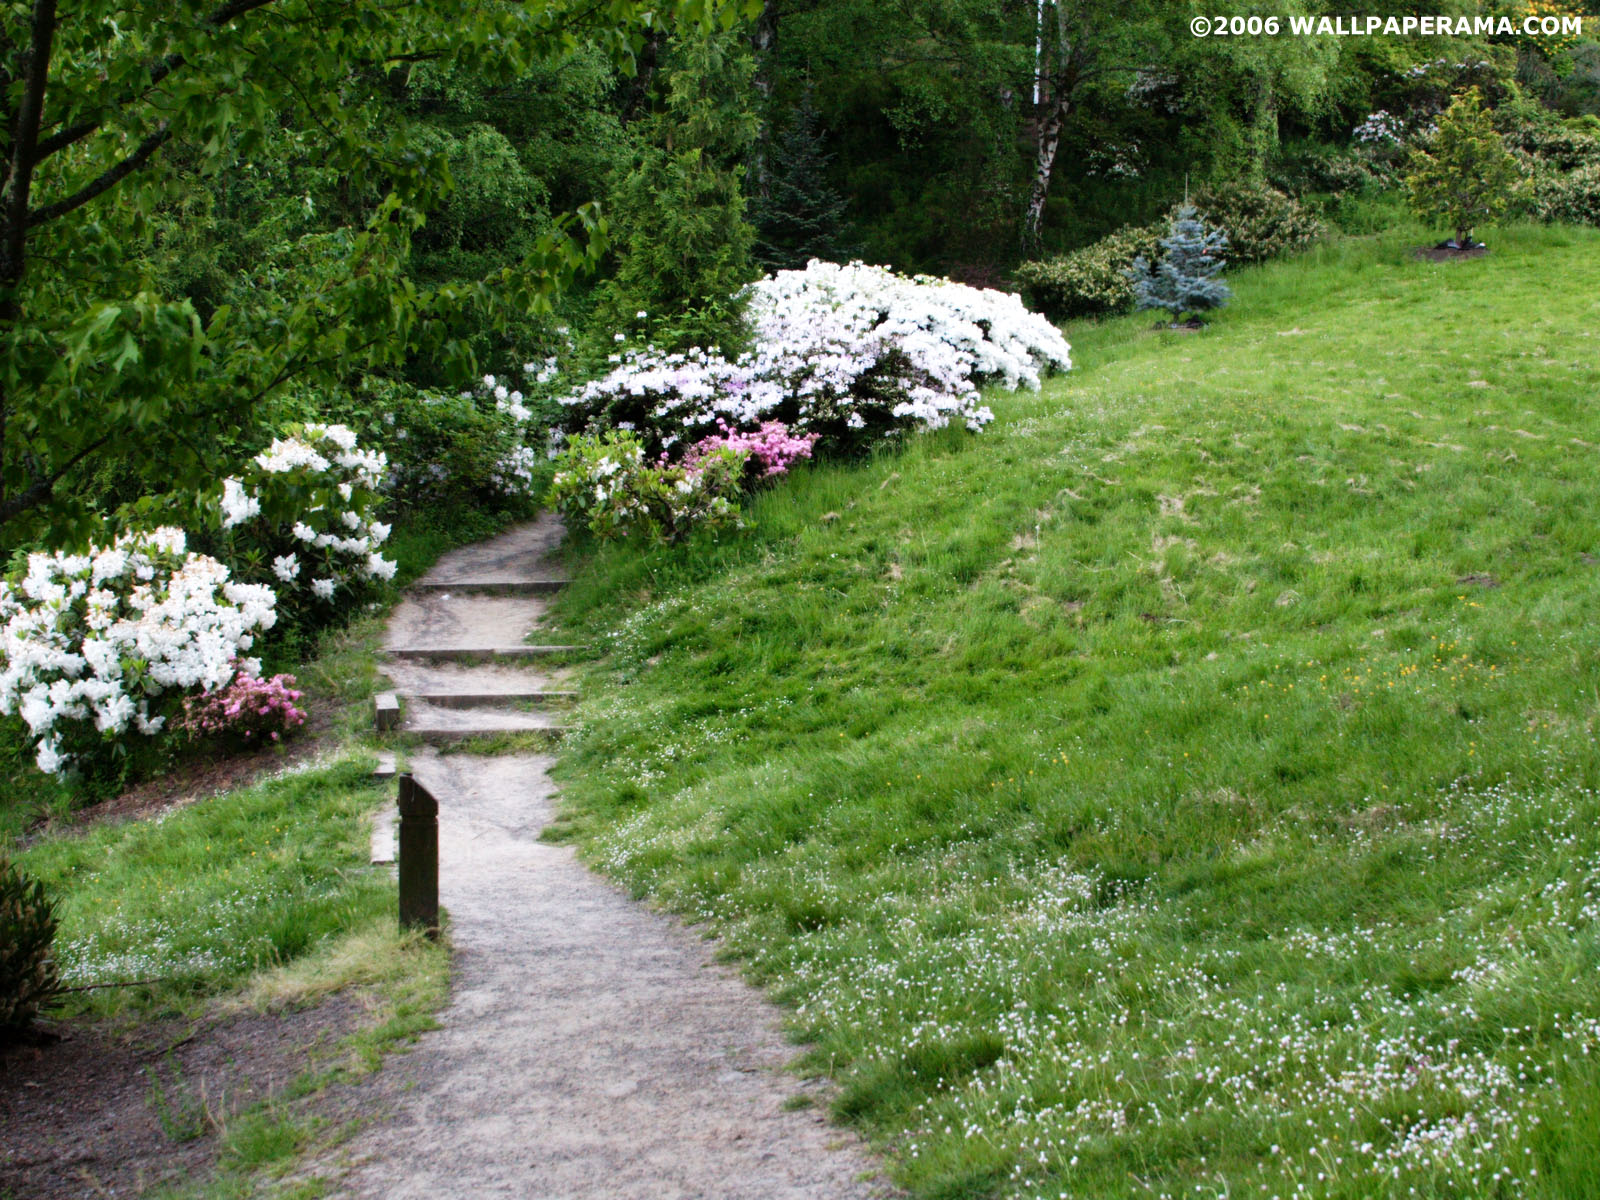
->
[333,519,889,1198]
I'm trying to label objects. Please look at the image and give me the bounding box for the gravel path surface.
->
[332,520,890,1199]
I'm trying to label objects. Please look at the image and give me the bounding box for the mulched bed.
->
[1414,243,1488,262]
[0,995,367,1199]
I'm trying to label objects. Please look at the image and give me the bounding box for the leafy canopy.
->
[0,0,757,546]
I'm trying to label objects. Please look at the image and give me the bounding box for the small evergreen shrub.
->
[1013,224,1166,319]
[1,856,59,1036]
[1406,88,1527,247]
[1187,182,1324,264]
[1129,205,1232,324]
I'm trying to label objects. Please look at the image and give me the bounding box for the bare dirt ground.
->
[0,995,366,1198]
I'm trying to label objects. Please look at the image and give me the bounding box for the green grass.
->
[17,756,394,1018]
[548,222,1600,1199]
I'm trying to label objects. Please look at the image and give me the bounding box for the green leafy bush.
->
[347,378,548,516]
[1187,181,1324,264]
[1531,162,1600,226]
[1014,223,1165,319]
[1499,114,1600,173]
[547,431,746,544]
[1,855,59,1036]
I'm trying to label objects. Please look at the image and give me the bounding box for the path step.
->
[411,578,571,596]
[382,645,583,663]
[399,700,568,744]
[409,691,577,710]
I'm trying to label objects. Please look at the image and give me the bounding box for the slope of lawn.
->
[548,222,1600,1200]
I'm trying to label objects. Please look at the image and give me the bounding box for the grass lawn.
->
[548,222,1600,1199]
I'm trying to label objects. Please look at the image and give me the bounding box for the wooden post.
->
[397,774,439,939]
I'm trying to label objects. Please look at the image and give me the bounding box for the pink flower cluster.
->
[180,665,307,745]
[684,420,818,480]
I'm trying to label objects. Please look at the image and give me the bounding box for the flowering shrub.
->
[547,431,747,543]
[180,668,306,747]
[0,528,277,774]
[684,420,817,481]
[557,261,1071,457]
[1015,224,1168,319]
[214,423,396,610]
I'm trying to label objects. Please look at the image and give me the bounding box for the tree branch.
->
[26,123,172,228]
[2,0,58,283]
[33,0,282,163]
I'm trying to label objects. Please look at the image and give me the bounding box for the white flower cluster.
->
[1354,110,1406,146]
[0,528,277,774]
[219,423,396,600]
[560,261,1070,452]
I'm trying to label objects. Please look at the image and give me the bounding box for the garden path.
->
[334,517,889,1199]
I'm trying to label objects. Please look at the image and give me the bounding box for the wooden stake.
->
[397,774,439,939]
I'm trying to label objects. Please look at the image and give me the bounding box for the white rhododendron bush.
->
[216,422,397,607]
[0,529,277,773]
[556,260,1072,456]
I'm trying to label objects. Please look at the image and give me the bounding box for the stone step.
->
[398,699,568,745]
[381,645,583,664]
[383,593,551,652]
[410,578,571,596]
[408,691,577,710]
[380,658,571,697]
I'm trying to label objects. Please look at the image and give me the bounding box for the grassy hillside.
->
[549,223,1600,1200]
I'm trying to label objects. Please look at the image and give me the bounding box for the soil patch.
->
[1414,244,1488,262]
[0,994,367,1198]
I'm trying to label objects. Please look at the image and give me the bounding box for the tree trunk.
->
[749,0,780,203]
[0,0,60,517]
[1248,73,1277,181]
[1022,91,1067,254]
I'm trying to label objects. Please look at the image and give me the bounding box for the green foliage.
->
[335,377,547,518]
[547,431,746,543]
[407,123,551,282]
[0,0,756,544]
[1531,161,1600,225]
[597,29,760,352]
[1013,224,1165,319]
[751,90,854,271]
[1187,181,1325,264]
[0,855,59,1035]
[1406,88,1528,246]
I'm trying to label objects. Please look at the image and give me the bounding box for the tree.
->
[0,0,755,545]
[1023,0,1169,251]
[1129,205,1231,324]
[751,88,852,270]
[1405,87,1526,247]
[599,27,760,350]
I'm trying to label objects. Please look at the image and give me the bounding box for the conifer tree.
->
[600,29,759,351]
[751,90,853,271]
[1129,205,1232,324]
[1405,88,1525,249]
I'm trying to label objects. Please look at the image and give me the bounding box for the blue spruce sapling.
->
[1129,205,1231,325]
